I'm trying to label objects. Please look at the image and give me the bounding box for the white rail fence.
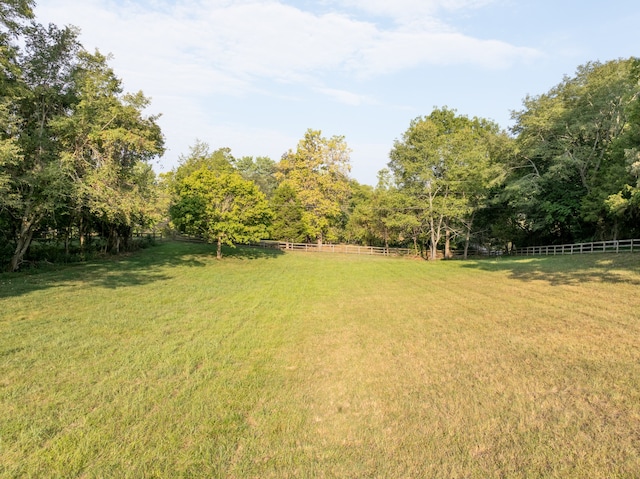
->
[514,239,639,256]
[176,235,640,258]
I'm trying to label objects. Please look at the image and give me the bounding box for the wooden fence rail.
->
[252,240,415,257]
[133,232,163,239]
[514,239,639,256]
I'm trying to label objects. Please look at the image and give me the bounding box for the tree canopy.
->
[170,167,271,259]
[388,108,509,259]
[0,17,164,271]
[275,129,351,244]
[504,58,640,244]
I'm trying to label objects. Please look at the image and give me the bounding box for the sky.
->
[35,0,640,185]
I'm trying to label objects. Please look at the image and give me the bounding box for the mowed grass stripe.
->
[1,242,639,478]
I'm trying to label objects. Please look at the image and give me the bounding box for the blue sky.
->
[36,0,640,185]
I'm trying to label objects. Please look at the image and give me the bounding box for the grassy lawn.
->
[1,242,640,478]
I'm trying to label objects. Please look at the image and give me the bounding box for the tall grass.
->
[1,242,639,477]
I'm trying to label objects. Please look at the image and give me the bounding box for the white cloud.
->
[352,30,538,77]
[314,87,374,106]
[324,0,497,27]
[37,0,539,92]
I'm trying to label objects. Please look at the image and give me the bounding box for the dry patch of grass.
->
[1,243,640,477]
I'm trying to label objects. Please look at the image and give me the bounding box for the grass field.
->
[1,241,640,478]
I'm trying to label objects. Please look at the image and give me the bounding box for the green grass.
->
[1,242,640,478]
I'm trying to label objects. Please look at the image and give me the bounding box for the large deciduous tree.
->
[53,50,164,253]
[1,23,81,271]
[170,167,272,259]
[276,129,351,244]
[601,76,640,237]
[507,58,640,243]
[346,172,419,251]
[0,15,165,270]
[389,108,506,260]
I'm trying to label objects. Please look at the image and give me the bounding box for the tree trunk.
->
[428,219,441,261]
[384,228,389,255]
[121,226,131,251]
[427,191,442,261]
[217,236,223,259]
[8,216,36,272]
[106,226,120,254]
[444,229,452,259]
[429,241,438,261]
[463,214,474,260]
[79,215,85,250]
[463,230,471,260]
[64,227,70,256]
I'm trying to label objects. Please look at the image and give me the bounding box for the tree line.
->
[168,57,640,261]
[349,59,640,259]
[2,2,639,268]
[1,1,164,271]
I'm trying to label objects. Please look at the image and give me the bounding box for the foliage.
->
[53,50,164,252]
[506,58,640,243]
[235,155,277,198]
[276,129,351,244]
[2,5,638,264]
[388,107,508,259]
[0,23,81,271]
[170,167,271,258]
[602,68,640,237]
[346,175,420,250]
[167,140,236,186]
[0,0,33,34]
[0,16,164,271]
[269,183,306,243]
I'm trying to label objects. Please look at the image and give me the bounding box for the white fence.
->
[176,235,640,259]
[514,239,639,256]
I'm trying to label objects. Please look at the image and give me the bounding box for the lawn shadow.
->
[0,241,222,299]
[223,244,285,260]
[460,253,640,286]
[0,242,288,299]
